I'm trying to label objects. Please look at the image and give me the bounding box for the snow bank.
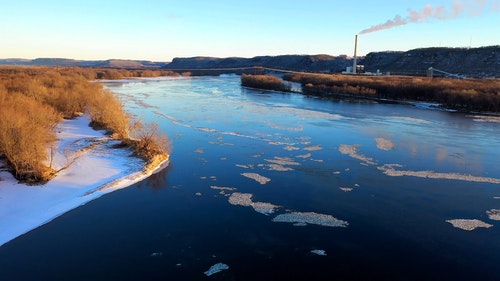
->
[0,115,169,247]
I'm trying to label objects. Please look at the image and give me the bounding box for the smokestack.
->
[353,34,358,74]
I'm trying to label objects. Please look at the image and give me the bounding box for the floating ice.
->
[267,164,294,171]
[296,153,312,159]
[241,173,271,184]
[228,193,280,215]
[150,252,163,257]
[446,219,493,231]
[304,145,322,151]
[467,115,500,123]
[378,164,500,184]
[311,249,327,256]
[228,192,253,207]
[204,263,229,276]
[375,138,395,151]
[338,144,376,165]
[486,209,500,220]
[339,187,353,192]
[210,186,236,195]
[284,145,300,151]
[266,157,299,165]
[390,116,430,123]
[251,202,280,215]
[194,147,204,153]
[273,212,348,227]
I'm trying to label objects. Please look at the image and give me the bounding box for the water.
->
[1,75,499,280]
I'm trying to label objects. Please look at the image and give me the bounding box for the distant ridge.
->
[1,45,498,77]
[0,58,168,68]
[163,46,499,78]
[163,54,352,73]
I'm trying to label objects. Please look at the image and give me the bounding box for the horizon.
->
[1,0,499,61]
[1,43,499,63]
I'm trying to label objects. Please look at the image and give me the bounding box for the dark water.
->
[1,75,499,280]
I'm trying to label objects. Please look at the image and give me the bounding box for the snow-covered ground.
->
[0,115,169,247]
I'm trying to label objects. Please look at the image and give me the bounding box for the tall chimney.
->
[353,34,358,74]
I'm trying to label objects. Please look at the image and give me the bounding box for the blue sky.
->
[1,0,498,61]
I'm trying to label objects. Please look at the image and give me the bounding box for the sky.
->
[1,0,499,61]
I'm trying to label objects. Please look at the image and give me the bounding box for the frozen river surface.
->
[0,75,498,280]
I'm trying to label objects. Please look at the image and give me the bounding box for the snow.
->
[0,115,169,247]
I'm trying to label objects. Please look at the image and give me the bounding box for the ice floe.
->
[284,145,300,151]
[228,192,253,206]
[266,164,294,171]
[467,115,500,123]
[204,263,229,276]
[303,145,323,151]
[390,116,430,123]
[486,209,500,220]
[446,219,493,231]
[210,186,236,195]
[339,187,353,192]
[228,192,280,215]
[375,138,395,151]
[378,164,500,184]
[273,212,348,227]
[296,153,312,159]
[241,173,271,184]
[338,144,376,165]
[311,249,327,256]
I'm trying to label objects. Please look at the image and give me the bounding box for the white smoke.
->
[360,0,499,34]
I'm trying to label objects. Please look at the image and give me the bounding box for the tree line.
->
[283,73,500,112]
[0,66,170,183]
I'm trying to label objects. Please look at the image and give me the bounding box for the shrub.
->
[241,74,291,92]
[0,66,171,183]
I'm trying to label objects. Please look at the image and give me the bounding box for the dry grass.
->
[284,73,500,112]
[0,66,170,183]
[241,74,291,92]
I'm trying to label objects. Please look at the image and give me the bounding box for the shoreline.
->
[0,115,169,247]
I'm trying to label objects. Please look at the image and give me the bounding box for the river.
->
[0,75,498,280]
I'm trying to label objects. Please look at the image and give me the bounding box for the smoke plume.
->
[360,0,499,34]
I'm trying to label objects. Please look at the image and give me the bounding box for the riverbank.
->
[284,73,500,113]
[0,115,169,247]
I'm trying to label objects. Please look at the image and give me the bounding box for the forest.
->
[0,67,172,183]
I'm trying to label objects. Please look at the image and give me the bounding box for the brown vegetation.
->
[283,73,500,112]
[0,66,170,183]
[241,74,291,92]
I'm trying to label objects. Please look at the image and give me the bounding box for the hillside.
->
[363,46,500,78]
[163,54,352,73]
[0,58,168,68]
[1,45,498,77]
